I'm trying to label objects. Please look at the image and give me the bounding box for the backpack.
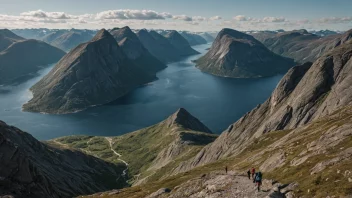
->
[255,172,262,181]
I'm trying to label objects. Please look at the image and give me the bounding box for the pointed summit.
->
[166,108,212,133]
[23,28,154,114]
[91,29,113,42]
[110,26,139,43]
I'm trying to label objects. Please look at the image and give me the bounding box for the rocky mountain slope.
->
[136,29,184,63]
[196,28,295,78]
[51,108,217,186]
[79,40,352,198]
[0,32,65,85]
[260,29,352,63]
[175,39,352,174]
[164,30,200,56]
[0,29,25,51]
[110,26,166,75]
[179,31,207,46]
[22,29,154,114]
[0,120,126,198]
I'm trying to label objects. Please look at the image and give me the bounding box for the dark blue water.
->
[0,43,283,140]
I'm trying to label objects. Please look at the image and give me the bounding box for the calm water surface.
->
[0,43,283,140]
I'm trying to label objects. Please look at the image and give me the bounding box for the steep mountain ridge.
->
[136,29,184,63]
[164,30,200,56]
[175,39,352,173]
[0,29,25,51]
[0,120,126,198]
[262,29,352,63]
[22,29,154,114]
[196,28,295,78]
[110,26,166,74]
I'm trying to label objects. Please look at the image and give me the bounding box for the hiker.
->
[255,171,263,192]
[247,170,251,179]
[225,166,228,174]
[251,167,256,183]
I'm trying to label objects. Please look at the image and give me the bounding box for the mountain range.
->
[1,27,352,198]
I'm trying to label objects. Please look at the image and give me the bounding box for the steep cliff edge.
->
[196,28,295,78]
[0,120,126,198]
[22,29,154,114]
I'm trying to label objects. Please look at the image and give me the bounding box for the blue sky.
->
[0,0,351,31]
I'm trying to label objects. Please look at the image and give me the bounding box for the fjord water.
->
[0,43,283,140]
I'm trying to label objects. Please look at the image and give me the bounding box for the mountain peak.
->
[166,108,212,133]
[91,29,112,42]
[110,26,138,43]
[217,28,255,41]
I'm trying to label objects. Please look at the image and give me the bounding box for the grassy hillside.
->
[78,106,352,198]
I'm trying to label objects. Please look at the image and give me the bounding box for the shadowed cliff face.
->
[179,32,207,46]
[22,29,154,114]
[164,31,200,56]
[196,28,295,78]
[175,40,352,172]
[260,29,352,63]
[0,120,126,198]
[136,29,195,63]
[110,26,167,74]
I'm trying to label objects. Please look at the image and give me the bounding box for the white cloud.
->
[20,10,75,19]
[318,17,352,24]
[172,15,192,21]
[233,15,253,21]
[192,16,207,21]
[209,16,222,21]
[96,9,166,20]
[262,17,286,23]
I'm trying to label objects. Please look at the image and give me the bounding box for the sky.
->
[0,0,351,31]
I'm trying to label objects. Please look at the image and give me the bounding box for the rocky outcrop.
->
[0,38,65,85]
[175,39,352,172]
[179,31,207,46]
[0,29,25,51]
[22,29,154,114]
[110,26,166,74]
[196,28,295,78]
[262,29,352,63]
[164,30,199,56]
[0,120,126,198]
[136,29,183,63]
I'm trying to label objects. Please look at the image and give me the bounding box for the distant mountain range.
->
[252,29,352,63]
[0,29,65,85]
